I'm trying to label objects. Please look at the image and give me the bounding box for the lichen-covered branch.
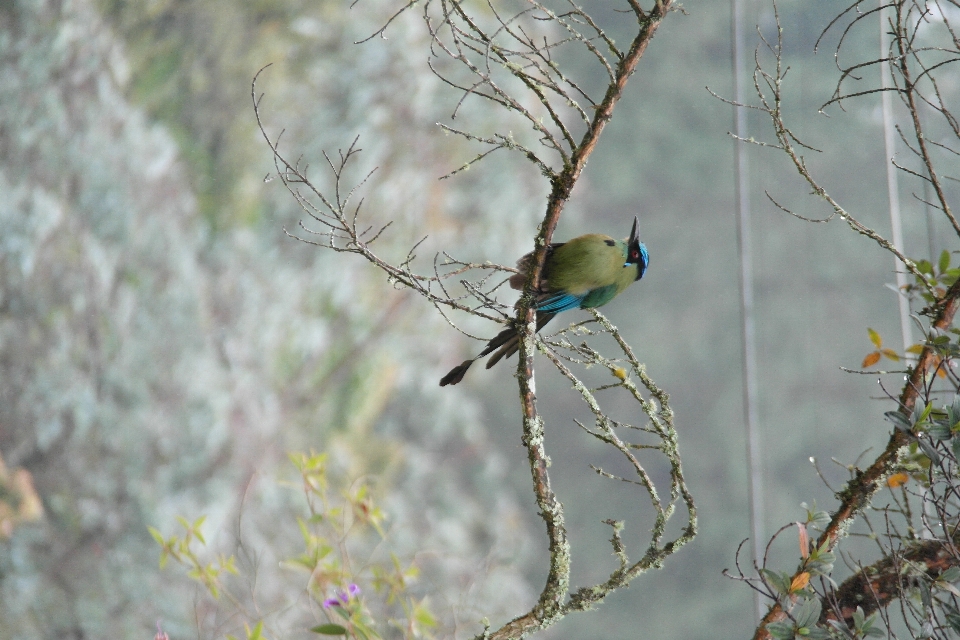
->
[255,0,690,636]
[535,310,696,613]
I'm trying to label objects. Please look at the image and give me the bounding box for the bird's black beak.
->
[628,215,640,247]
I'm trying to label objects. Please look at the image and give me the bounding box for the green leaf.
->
[917,438,941,464]
[880,348,900,361]
[310,624,348,636]
[765,621,796,640]
[927,422,952,440]
[826,620,846,633]
[793,597,821,628]
[919,581,932,610]
[945,610,960,633]
[802,627,831,640]
[939,249,951,275]
[867,327,882,349]
[918,259,934,276]
[414,601,438,629]
[148,526,164,545]
[351,620,380,640]
[944,566,960,584]
[852,606,865,628]
[884,411,911,431]
[809,511,830,529]
[247,621,263,640]
[804,544,835,577]
[760,568,791,595]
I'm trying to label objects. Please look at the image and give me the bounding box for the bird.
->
[439,216,649,386]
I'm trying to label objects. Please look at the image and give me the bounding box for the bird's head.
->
[625,215,649,281]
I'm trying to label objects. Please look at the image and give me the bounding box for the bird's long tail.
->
[439,313,556,386]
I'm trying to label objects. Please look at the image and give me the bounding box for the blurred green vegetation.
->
[0,0,539,636]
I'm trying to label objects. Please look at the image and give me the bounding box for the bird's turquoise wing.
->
[536,283,621,312]
[536,291,585,313]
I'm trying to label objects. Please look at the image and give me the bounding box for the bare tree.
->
[252,0,697,637]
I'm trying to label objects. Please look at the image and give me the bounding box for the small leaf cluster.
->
[861,328,904,368]
[886,395,960,469]
[764,597,883,639]
[923,328,960,380]
[150,451,437,639]
[907,250,959,305]
[760,514,839,640]
[148,516,238,599]
[765,597,831,640]
[800,503,830,531]
[860,326,960,380]
[825,606,883,639]
[311,585,378,640]
[901,564,960,638]
[286,450,436,640]
[232,621,266,640]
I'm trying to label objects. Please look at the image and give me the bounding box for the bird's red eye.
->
[630,249,638,260]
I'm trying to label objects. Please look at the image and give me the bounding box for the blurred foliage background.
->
[0,0,950,637]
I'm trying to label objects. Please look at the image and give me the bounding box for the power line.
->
[879,2,912,354]
[731,0,764,622]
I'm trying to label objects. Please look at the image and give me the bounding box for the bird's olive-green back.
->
[544,234,635,306]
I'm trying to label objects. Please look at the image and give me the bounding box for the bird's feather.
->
[536,291,585,313]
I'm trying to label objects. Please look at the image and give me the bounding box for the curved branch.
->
[753,276,960,639]
[825,537,959,627]
[490,3,677,637]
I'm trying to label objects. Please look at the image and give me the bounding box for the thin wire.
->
[924,180,939,263]
[879,2,912,354]
[732,0,764,621]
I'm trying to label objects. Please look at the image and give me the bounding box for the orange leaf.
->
[888,472,909,488]
[862,352,881,368]
[790,572,810,593]
[797,523,809,559]
[930,356,948,378]
[881,349,900,361]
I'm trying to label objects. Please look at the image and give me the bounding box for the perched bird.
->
[439,216,649,386]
